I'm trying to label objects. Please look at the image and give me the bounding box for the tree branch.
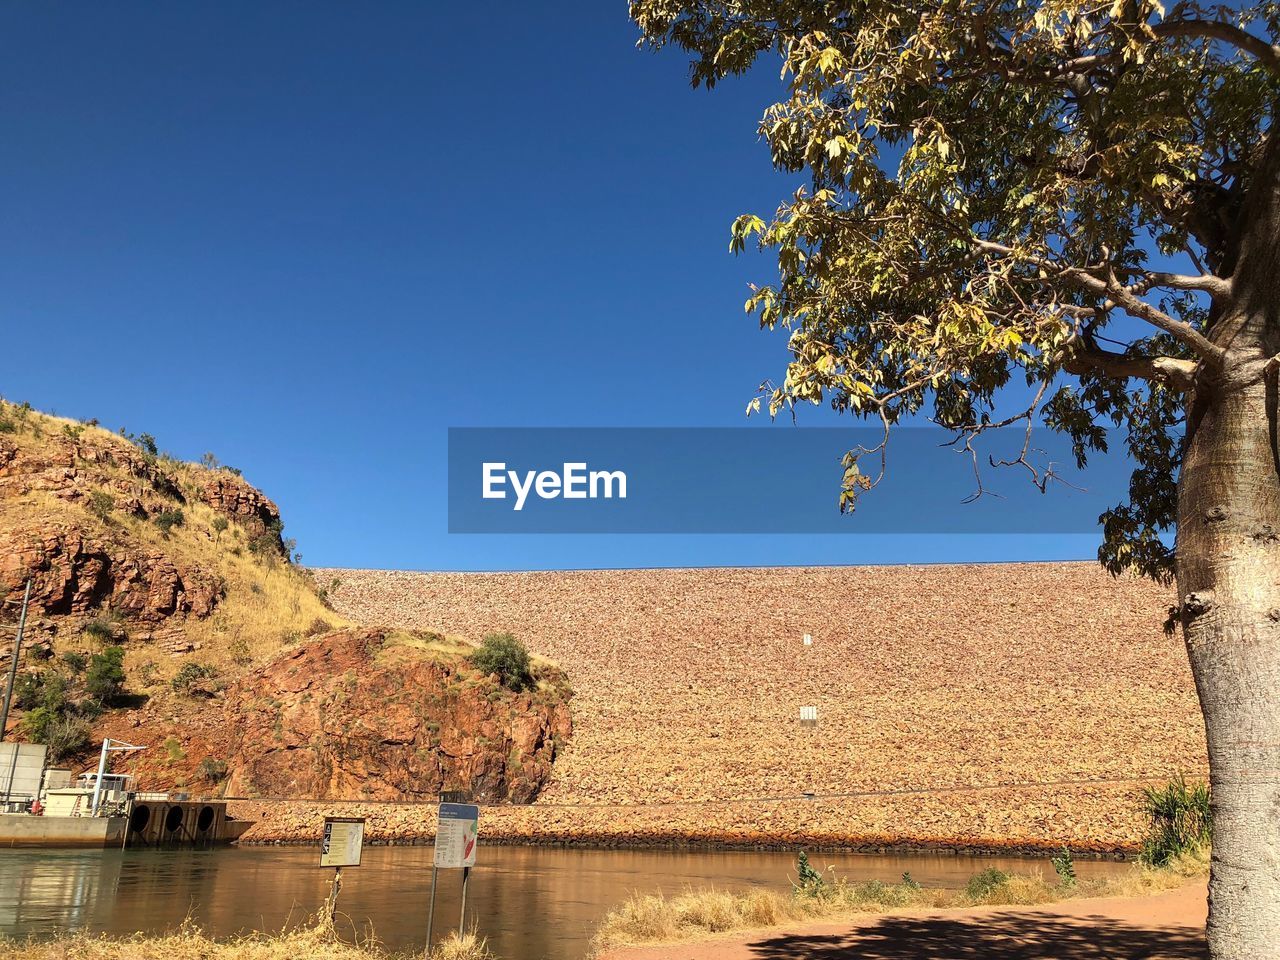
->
[1152,19,1280,72]
[1064,347,1198,391]
[1137,272,1232,298]
[971,239,1227,366]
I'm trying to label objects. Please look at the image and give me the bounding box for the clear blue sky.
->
[0,2,1104,571]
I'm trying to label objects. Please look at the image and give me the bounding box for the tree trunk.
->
[1178,363,1280,958]
[1178,145,1280,953]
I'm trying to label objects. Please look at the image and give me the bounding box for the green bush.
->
[469,632,533,692]
[199,758,229,783]
[88,490,115,523]
[964,868,1011,900]
[85,646,127,704]
[61,651,87,673]
[83,617,121,643]
[153,508,185,536]
[21,709,91,761]
[1050,847,1076,887]
[172,662,218,694]
[1139,774,1212,867]
[15,671,68,713]
[14,672,45,711]
[793,850,828,899]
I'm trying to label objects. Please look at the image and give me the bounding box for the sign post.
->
[426,801,479,952]
[320,817,365,919]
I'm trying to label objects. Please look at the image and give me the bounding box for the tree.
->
[85,646,126,704]
[470,632,534,692]
[87,490,114,523]
[630,2,1280,956]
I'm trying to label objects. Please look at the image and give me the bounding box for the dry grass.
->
[0,922,496,960]
[428,931,497,960]
[590,850,1210,951]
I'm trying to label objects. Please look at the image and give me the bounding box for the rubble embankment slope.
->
[234,563,1205,853]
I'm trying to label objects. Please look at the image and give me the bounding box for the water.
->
[0,845,1131,959]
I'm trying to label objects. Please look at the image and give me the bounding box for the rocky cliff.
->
[0,400,572,805]
[95,628,572,804]
[223,629,571,802]
[0,404,304,664]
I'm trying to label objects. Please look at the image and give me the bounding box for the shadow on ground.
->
[748,913,1207,959]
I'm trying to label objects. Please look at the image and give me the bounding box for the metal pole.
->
[2,747,19,808]
[425,864,438,955]
[458,866,470,933]
[328,866,342,920]
[91,739,109,817]
[0,580,32,744]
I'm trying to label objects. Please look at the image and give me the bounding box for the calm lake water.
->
[0,845,1132,960]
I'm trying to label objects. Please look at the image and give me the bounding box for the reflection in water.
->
[0,845,1130,960]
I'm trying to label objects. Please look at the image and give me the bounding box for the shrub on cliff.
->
[153,508,185,536]
[172,661,218,695]
[470,632,532,692]
[85,646,127,704]
[88,490,115,523]
[22,710,92,761]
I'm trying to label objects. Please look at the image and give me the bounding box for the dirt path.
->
[600,883,1208,960]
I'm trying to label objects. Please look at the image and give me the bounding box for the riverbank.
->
[589,848,1207,955]
[595,882,1208,960]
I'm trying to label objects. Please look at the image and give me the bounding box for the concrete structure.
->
[0,813,127,848]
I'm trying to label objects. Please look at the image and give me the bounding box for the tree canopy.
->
[631,0,1280,580]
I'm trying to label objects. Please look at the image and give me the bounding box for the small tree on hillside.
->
[88,490,114,523]
[85,646,126,704]
[631,2,1280,956]
[470,632,534,692]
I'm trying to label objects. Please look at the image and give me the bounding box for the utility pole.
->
[0,580,32,743]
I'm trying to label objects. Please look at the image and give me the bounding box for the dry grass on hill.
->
[313,563,1205,851]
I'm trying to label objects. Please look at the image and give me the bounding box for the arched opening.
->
[129,804,151,832]
[164,805,185,832]
[196,805,215,832]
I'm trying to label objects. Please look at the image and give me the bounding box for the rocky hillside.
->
[0,400,331,677]
[0,400,571,804]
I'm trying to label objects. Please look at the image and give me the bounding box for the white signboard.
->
[0,743,48,802]
[799,705,818,726]
[320,817,365,868]
[433,802,479,868]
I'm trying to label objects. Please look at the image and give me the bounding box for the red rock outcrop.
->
[0,524,222,621]
[221,629,571,803]
[0,432,182,518]
[195,472,283,544]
